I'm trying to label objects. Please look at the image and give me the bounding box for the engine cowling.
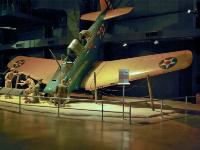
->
[67,39,84,57]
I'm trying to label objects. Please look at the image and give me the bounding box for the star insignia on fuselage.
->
[97,24,105,39]
[88,43,96,49]
[159,57,177,69]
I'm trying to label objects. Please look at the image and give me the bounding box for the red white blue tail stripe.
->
[105,0,113,9]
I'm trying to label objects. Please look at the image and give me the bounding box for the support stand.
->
[118,69,130,119]
[147,75,155,111]
[118,83,130,119]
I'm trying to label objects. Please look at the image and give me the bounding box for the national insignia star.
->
[159,57,177,69]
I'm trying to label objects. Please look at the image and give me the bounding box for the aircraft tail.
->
[100,0,113,11]
[81,0,133,21]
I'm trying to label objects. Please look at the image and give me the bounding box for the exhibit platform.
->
[0,94,197,125]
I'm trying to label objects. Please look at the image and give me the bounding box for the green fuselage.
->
[44,11,106,95]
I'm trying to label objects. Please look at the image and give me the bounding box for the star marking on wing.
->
[13,60,25,68]
[159,57,177,69]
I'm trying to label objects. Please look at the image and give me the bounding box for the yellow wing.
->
[82,50,192,90]
[7,56,59,84]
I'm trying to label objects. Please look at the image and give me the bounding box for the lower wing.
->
[82,50,192,90]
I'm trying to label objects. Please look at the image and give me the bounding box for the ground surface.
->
[0,109,200,150]
[0,95,200,150]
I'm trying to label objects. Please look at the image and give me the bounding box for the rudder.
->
[100,0,113,11]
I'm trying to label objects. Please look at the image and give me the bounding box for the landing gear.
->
[54,84,69,106]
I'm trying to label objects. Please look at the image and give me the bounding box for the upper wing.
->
[7,56,59,84]
[82,50,192,90]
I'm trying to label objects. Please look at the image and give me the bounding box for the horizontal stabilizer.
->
[81,11,101,21]
[81,7,133,21]
[104,7,133,20]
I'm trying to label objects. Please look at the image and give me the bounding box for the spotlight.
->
[187,9,198,14]
[154,40,159,45]
[123,43,128,47]
[187,9,191,14]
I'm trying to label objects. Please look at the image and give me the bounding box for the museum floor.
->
[0,108,200,150]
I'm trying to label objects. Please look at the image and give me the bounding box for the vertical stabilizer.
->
[100,0,113,11]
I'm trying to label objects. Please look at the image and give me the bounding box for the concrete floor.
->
[0,109,200,150]
[0,95,200,150]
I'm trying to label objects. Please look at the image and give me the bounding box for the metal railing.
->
[0,94,198,125]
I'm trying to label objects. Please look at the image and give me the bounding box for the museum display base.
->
[0,95,199,124]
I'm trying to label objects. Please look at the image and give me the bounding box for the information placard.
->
[118,69,130,85]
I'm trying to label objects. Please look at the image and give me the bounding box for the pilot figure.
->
[19,75,35,102]
[32,79,43,103]
[79,30,91,46]
[5,68,18,89]
[4,68,20,98]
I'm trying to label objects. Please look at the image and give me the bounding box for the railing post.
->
[185,96,188,115]
[185,96,188,104]
[160,99,163,119]
[58,98,60,118]
[19,95,21,113]
[122,85,125,119]
[94,72,98,101]
[101,101,104,122]
[129,104,132,125]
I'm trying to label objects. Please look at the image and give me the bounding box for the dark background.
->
[0,0,199,100]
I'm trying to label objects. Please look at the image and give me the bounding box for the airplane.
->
[6,0,192,99]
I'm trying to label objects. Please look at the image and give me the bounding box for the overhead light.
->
[187,9,192,14]
[187,9,198,14]
[154,40,159,45]
[0,27,17,30]
[123,43,128,47]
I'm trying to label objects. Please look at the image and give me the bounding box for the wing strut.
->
[147,75,155,111]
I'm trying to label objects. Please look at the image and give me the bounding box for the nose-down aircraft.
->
[7,0,192,98]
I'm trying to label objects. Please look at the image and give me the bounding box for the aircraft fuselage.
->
[44,11,106,95]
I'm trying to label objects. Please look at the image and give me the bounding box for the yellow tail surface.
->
[81,0,133,21]
[100,0,113,11]
[81,7,133,21]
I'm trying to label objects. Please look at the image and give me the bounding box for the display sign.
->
[118,69,130,85]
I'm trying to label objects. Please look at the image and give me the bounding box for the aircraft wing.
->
[7,56,60,84]
[82,50,192,91]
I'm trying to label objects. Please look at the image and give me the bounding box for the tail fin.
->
[100,0,113,11]
[81,0,113,21]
